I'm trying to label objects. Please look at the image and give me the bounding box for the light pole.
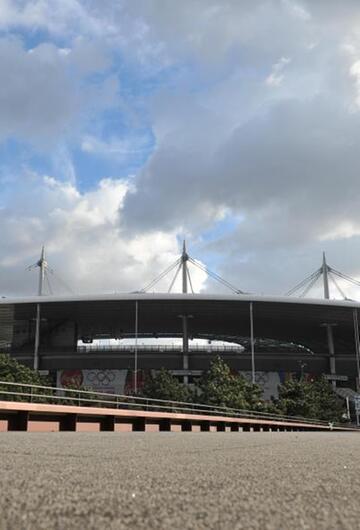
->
[178,313,193,384]
[353,308,360,392]
[134,300,139,394]
[320,322,337,388]
[298,361,307,380]
[250,302,255,384]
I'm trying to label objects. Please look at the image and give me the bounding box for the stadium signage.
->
[323,374,348,381]
[354,396,360,412]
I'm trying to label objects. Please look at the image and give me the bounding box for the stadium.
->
[1,244,360,401]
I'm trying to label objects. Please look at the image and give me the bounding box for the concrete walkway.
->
[0,432,359,529]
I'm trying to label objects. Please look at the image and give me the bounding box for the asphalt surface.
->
[0,432,359,530]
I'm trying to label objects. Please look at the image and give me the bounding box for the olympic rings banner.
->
[57,369,128,395]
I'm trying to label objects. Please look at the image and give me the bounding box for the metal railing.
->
[77,344,244,353]
[0,380,350,428]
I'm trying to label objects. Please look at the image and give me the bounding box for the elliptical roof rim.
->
[0,292,359,309]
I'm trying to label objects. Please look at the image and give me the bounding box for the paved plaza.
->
[0,432,359,529]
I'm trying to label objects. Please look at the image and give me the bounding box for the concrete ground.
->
[0,432,359,530]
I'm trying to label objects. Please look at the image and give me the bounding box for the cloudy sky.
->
[1,0,360,298]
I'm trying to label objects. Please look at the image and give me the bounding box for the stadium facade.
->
[1,292,360,398]
[1,245,360,399]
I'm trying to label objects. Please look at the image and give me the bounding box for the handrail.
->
[0,380,349,427]
[77,344,244,353]
[0,380,325,422]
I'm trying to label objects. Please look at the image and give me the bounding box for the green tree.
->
[275,376,345,422]
[0,354,51,401]
[197,356,265,410]
[141,368,192,402]
[0,354,48,385]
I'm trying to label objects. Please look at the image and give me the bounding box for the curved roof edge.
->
[1,292,360,309]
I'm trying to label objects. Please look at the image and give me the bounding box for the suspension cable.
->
[328,271,348,300]
[48,269,74,294]
[328,267,360,288]
[168,262,182,293]
[285,267,322,296]
[140,258,182,293]
[186,263,195,294]
[188,257,245,294]
[44,271,53,295]
[299,270,322,297]
[27,257,74,295]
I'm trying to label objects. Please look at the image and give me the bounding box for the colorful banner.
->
[57,369,128,395]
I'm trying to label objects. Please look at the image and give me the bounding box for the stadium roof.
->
[1,293,359,354]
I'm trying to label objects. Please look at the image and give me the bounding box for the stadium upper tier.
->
[0,292,359,353]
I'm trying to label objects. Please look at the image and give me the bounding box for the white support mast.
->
[322,252,336,386]
[34,246,47,370]
[322,251,330,300]
[134,300,139,394]
[182,240,188,294]
[139,239,243,384]
[181,241,189,384]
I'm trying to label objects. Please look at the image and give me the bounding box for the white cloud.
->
[81,134,153,161]
[350,60,360,107]
[265,57,291,87]
[0,172,207,296]
[0,36,117,147]
[282,0,311,21]
[116,1,360,295]
[3,1,360,299]
[0,0,101,37]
